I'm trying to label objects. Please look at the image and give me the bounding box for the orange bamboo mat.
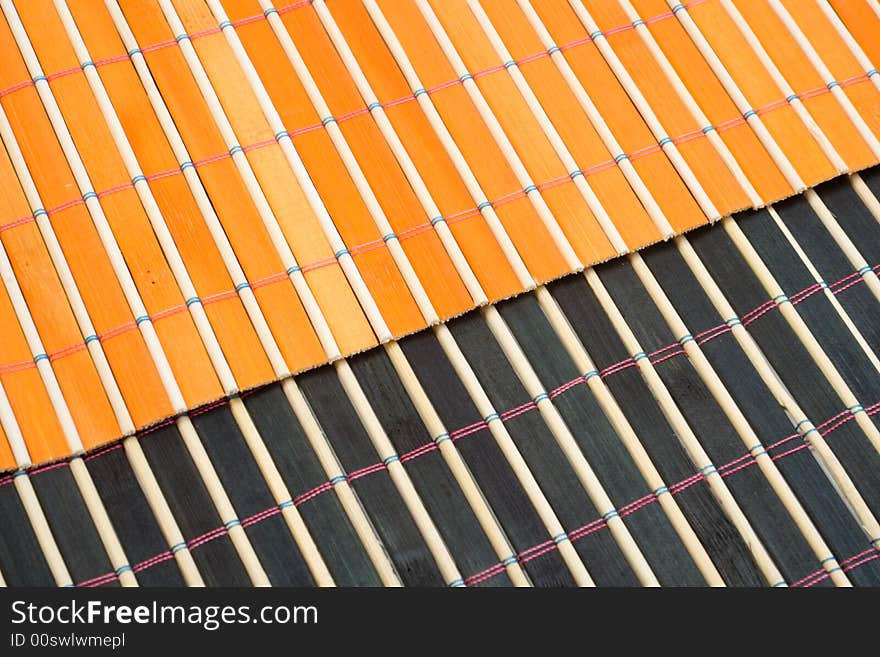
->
[0,0,878,469]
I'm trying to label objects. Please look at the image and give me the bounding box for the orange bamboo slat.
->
[0,17,172,429]
[0,272,67,465]
[478,0,664,250]
[218,0,426,334]
[116,0,329,374]
[374,0,571,284]
[829,0,880,67]
[428,0,617,266]
[682,1,837,186]
[323,0,524,302]
[168,0,377,356]
[529,0,708,236]
[69,0,275,392]
[276,3,476,318]
[627,0,793,202]
[0,418,12,472]
[16,0,223,409]
[577,0,750,215]
[0,0,877,471]
[736,0,877,172]
[779,0,880,142]
[0,133,119,453]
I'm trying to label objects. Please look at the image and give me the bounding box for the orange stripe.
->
[70,0,275,392]
[0,131,119,452]
[280,3,476,318]
[18,1,223,409]
[328,0,523,303]
[581,0,751,215]
[0,15,172,429]
[629,0,792,202]
[430,0,615,265]
[531,0,706,235]
[170,0,377,356]
[222,0,427,333]
[737,0,876,172]
[481,0,662,250]
[779,0,880,144]
[375,0,570,284]
[118,0,329,374]
[684,0,836,186]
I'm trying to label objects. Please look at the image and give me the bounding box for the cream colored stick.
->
[312,0,596,586]
[712,0,880,307]
[777,0,880,128]
[660,0,806,191]
[527,0,851,582]
[0,0,269,586]
[569,0,880,558]
[0,237,137,586]
[382,0,584,272]
[627,251,851,586]
[720,217,880,453]
[815,0,880,93]
[767,203,880,375]
[583,0,880,457]
[13,472,73,587]
[515,0,678,237]
[602,0,764,206]
[207,0,529,586]
[0,93,203,588]
[154,0,464,587]
[103,0,398,586]
[467,0,636,249]
[54,0,332,587]
[335,0,663,585]
[718,0,848,174]
[368,0,749,585]
[0,389,72,587]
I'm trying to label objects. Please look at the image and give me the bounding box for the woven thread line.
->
[1,262,873,586]
[75,396,880,589]
[0,0,870,364]
[0,63,869,376]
